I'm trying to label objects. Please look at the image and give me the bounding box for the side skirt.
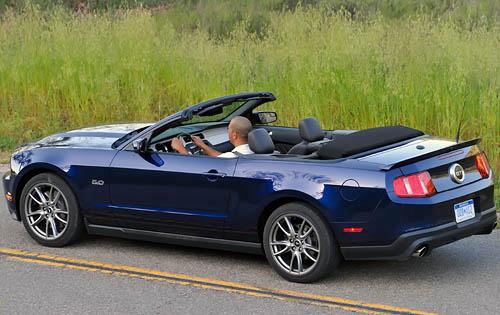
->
[86,223,263,255]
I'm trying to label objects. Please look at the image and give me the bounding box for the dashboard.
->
[150,125,230,155]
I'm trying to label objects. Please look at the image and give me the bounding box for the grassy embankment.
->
[0,2,498,205]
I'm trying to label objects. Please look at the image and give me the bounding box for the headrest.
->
[299,117,324,142]
[248,129,275,154]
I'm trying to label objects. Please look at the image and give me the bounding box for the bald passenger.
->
[171,116,254,158]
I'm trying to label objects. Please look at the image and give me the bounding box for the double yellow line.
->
[0,247,435,315]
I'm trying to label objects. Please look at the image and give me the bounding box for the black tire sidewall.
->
[263,202,339,283]
[20,173,83,247]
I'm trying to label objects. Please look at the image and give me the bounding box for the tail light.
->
[343,227,364,233]
[475,153,490,178]
[393,171,436,198]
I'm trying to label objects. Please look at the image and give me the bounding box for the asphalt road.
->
[0,171,499,315]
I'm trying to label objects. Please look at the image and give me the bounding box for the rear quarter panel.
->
[228,158,389,244]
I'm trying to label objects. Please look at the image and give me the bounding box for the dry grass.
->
[0,151,10,164]
[0,6,498,205]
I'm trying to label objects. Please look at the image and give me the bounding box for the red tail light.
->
[343,227,364,233]
[393,171,436,198]
[475,153,490,178]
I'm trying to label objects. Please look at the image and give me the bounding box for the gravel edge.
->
[0,164,9,173]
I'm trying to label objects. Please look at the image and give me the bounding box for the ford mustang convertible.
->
[2,92,496,282]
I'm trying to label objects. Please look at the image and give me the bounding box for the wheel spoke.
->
[45,219,50,236]
[34,187,48,204]
[30,215,45,227]
[296,252,303,273]
[51,191,61,205]
[304,244,319,253]
[27,210,44,217]
[29,193,43,205]
[48,217,58,237]
[273,245,291,256]
[303,249,317,262]
[276,221,290,237]
[297,219,306,236]
[289,252,295,272]
[301,226,313,239]
[53,208,68,214]
[54,214,67,224]
[284,216,296,235]
[270,241,289,246]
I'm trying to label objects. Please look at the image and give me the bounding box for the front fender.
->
[10,147,118,223]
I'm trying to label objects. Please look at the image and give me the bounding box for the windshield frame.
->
[114,92,276,150]
[178,100,248,126]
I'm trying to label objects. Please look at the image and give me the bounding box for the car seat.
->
[287,117,326,155]
[248,128,276,154]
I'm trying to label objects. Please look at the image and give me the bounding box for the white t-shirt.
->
[218,144,254,158]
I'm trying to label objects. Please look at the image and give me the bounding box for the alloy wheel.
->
[24,183,69,240]
[269,214,320,275]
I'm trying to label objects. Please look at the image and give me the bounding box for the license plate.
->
[454,199,475,223]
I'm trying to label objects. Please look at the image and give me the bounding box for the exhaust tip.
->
[412,245,429,258]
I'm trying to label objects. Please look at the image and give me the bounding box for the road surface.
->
[0,171,498,314]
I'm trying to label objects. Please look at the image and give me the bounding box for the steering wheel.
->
[177,133,201,155]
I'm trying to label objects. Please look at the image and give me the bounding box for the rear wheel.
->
[20,173,84,247]
[263,202,340,283]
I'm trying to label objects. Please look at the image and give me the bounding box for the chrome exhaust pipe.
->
[412,245,428,258]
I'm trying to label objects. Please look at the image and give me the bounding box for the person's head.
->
[227,116,252,146]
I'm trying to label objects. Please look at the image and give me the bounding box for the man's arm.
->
[191,135,222,157]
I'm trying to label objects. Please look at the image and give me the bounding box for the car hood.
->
[29,123,152,149]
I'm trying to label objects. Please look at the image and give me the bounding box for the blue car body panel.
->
[2,93,496,260]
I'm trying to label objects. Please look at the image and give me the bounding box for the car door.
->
[108,150,237,238]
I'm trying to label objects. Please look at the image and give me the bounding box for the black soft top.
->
[317,125,424,160]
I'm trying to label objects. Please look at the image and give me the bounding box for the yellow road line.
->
[0,247,436,315]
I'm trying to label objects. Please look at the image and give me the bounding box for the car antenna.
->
[455,92,468,143]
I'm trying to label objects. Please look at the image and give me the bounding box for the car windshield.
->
[148,100,248,144]
[180,100,246,125]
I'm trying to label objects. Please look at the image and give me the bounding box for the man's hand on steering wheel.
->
[190,135,222,157]
[190,135,206,149]
[171,137,188,154]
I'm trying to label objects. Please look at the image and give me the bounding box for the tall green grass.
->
[0,5,498,203]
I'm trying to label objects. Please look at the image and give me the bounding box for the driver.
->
[171,116,254,158]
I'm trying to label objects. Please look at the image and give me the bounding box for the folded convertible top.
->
[317,125,424,160]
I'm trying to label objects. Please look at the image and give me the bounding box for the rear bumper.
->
[2,171,19,221]
[341,206,497,260]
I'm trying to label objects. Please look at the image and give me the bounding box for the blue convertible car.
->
[2,92,496,282]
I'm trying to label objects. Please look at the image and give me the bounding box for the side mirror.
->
[254,111,278,124]
[132,138,147,153]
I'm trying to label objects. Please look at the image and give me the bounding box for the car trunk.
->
[358,137,487,193]
[358,137,494,233]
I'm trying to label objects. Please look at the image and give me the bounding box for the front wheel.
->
[20,173,84,247]
[263,202,340,283]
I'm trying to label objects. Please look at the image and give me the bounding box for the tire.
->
[263,202,340,283]
[20,173,84,247]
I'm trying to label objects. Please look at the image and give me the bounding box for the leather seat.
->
[287,117,326,155]
[248,128,276,154]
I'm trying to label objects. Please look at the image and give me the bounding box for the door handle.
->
[203,170,226,182]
